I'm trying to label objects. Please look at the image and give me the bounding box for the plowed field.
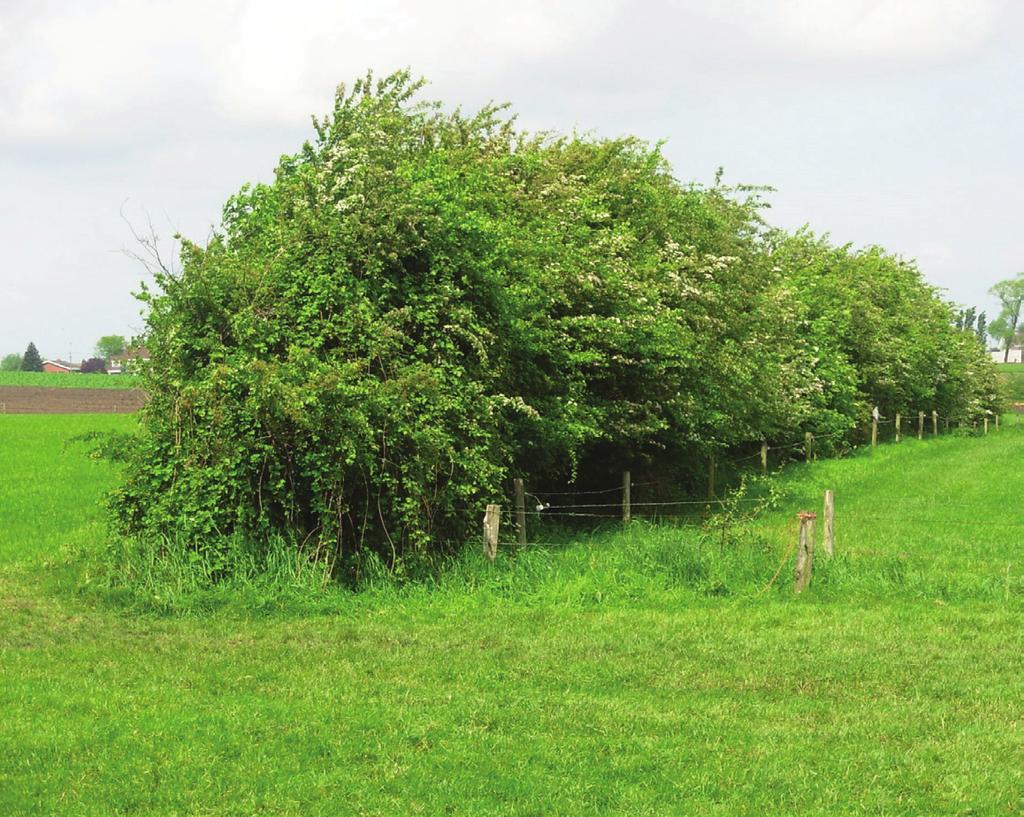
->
[0,386,145,414]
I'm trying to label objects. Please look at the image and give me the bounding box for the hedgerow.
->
[111,70,1000,578]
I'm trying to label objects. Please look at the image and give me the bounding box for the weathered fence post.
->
[794,511,816,593]
[805,432,813,463]
[622,470,631,525]
[932,410,938,436]
[761,440,768,475]
[917,411,924,440]
[707,457,716,501]
[514,478,527,547]
[823,490,834,558]
[895,412,901,443]
[483,504,501,561]
[984,416,989,435]
[871,417,878,448]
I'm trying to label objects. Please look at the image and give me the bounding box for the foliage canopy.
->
[95,335,127,362]
[80,357,108,374]
[0,353,22,372]
[988,272,1024,360]
[113,71,1001,576]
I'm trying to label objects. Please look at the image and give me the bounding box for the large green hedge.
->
[112,71,1000,574]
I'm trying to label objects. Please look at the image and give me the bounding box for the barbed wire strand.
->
[477,412,1010,510]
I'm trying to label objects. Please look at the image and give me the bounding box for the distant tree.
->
[988,314,1008,347]
[956,307,988,347]
[80,357,107,374]
[95,335,127,363]
[21,342,43,372]
[955,306,977,332]
[1,353,22,371]
[990,274,1024,362]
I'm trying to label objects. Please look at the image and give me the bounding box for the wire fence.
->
[475,408,1021,548]
[471,409,1024,597]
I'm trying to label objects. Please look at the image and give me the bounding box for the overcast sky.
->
[2,0,1022,360]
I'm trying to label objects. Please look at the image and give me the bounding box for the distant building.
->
[109,347,150,374]
[41,359,80,374]
[992,346,1024,364]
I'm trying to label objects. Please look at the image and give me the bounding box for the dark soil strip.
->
[0,387,146,414]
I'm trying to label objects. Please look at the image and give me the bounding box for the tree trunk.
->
[1007,306,1022,363]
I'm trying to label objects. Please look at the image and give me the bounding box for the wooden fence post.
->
[917,411,924,440]
[932,410,938,436]
[707,457,716,501]
[984,417,989,435]
[871,417,878,448]
[514,478,527,547]
[895,412,901,443]
[622,470,631,525]
[761,440,768,475]
[794,511,816,593]
[823,490,834,558]
[805,432,813,463]
[483,504,500,561]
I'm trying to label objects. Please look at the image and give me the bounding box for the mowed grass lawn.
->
[2,415,1024,815]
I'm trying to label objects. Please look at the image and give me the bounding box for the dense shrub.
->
[112,71,1001,577]
[770,230,1001,426]
[80,357,107,374]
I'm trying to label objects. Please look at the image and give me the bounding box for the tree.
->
[0,353,21,371]
[989,274,1024,362]
[953,307,988,347]
[955,307,977,332]
[21,342,43,372]
[95,335,127,363]
[80,357,107,374]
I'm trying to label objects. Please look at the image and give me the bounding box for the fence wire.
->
[473,411,1018,526]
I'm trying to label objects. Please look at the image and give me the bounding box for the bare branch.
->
[119,199,180,281]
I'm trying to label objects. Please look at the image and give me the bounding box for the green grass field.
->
[2,415,1024,815]
[0,371,141,389]
[997,362,1024,401]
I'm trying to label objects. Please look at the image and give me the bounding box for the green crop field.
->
[0,371,141,389]
[2,414,1024,815]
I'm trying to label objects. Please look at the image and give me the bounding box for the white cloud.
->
[213,0,622,124]
[1,0,1022,356]
[0,1,236,143]
[0,0,623,140]
[767,0,1003,63]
